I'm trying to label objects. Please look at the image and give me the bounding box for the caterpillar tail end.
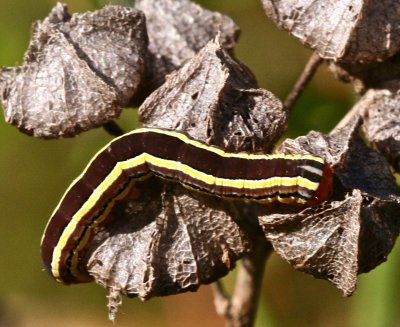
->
[306,162,333,206]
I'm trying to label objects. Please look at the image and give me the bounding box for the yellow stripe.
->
[51,154,149,280]
[68,179,135,282]
[145,154,319,191]
[68,177,151,282]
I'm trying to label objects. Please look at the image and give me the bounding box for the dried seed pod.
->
[134,0,240,96]
[139,38,287,152]
[261,117,400,295]
[329,54,400,93]
[0,3,148,138]
[64,5,148,106]
[86,181,251,320]
[260,190,363,296]
[82,38,286,319]
[358,83,400,172]
[261,0,400,64]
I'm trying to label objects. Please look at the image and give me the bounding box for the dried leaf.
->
[0,3,147,138]
[261,0,400,63]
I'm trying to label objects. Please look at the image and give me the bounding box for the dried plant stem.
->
[283,52,323,112]
[213,239,272,327]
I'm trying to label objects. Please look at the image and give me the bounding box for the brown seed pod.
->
[0,3,148,138]
[80,38,288,320]
[261,0,400,64]
[261,115,400,295]
[134,0,240,96]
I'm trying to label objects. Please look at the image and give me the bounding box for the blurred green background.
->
[1,1,400,326]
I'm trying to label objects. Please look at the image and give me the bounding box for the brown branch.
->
[212,280,231,316]
[283,52,323,112]
[212,239,272,327]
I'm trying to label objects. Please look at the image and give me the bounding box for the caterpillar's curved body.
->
[41,128,333,284]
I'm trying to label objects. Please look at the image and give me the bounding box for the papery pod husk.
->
[83,38,287,320]
[357,83,400,172]
[133,0,240,98]
[0,3,148,138]
[259,116,400,295]
[261,0,400,64]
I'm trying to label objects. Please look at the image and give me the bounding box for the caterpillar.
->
[41,128,333,284]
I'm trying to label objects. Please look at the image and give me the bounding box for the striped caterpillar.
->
[41,128,333,284]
